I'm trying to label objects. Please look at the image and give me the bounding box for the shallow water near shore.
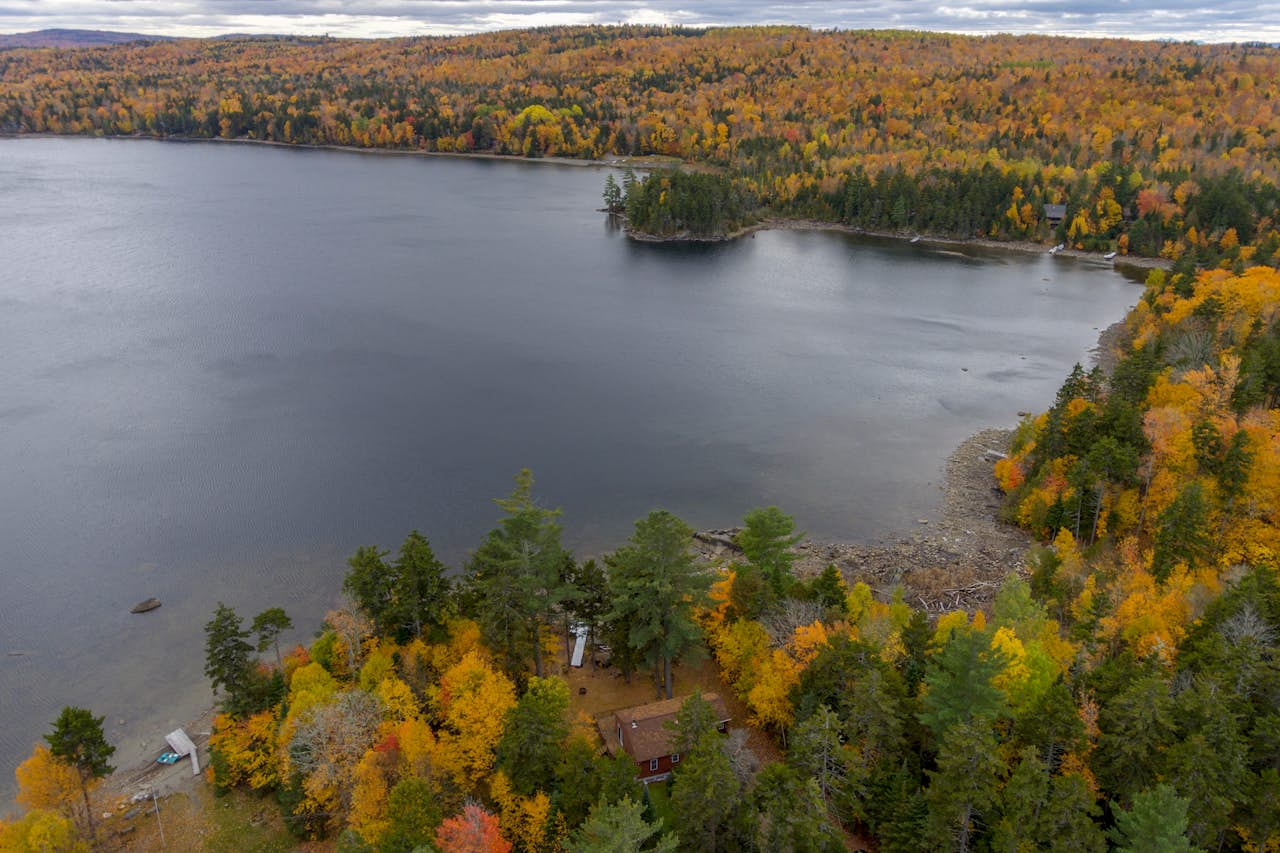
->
[0,137,1141,801]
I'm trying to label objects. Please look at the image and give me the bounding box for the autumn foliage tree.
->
[436,803,513,853]
[14,744,81,818]
[431,649,517,791]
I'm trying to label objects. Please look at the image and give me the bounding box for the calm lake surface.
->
[0,138,1140,794]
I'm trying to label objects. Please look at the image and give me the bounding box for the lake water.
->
[0,138,1140,798]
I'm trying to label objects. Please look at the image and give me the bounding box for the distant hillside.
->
[0,28,172,48]
[1,25,1277,264]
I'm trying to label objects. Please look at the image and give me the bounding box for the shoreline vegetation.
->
[611,162,1173,268]
[0,130,683,171]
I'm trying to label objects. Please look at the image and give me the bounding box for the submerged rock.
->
[130,597,161,614]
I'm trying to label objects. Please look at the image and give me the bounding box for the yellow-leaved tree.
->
[207,709,279,791]
[14,744,81,817]
[430,649,516,790]
[0,809,88,853]
[490,770,565,852]
[349,738,400,848]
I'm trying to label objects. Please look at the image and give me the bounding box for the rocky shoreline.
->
[628,215,1173,270]
[695,428,1031,613]
[689,247,1140,613]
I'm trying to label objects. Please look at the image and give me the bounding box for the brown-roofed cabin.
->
[596,692,731,782]
[1043,203,1067,226]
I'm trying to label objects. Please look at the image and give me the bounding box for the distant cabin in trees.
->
[1043,203,1067,226]
[597,693,730,782]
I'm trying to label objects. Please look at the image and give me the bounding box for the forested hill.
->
[2,27,1278,259]
[0,29,172,49]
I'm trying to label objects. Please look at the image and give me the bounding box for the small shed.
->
[1043,203,1067,226]
[164,728,200,776]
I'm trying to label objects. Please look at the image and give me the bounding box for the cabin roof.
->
[1043,203,1067,219]
[598,692,731,763]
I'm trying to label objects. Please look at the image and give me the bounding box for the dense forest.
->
[2,27,1280,255]
[618,170,757,239]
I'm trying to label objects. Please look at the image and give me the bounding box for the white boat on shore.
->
[1049,243,1065,255]
[1103,251,1117,260]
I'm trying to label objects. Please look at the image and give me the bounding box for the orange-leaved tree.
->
[436,803,513,853]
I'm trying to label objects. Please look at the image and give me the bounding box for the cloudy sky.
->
[1,0,1278,42]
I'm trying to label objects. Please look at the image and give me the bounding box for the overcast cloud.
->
[0,0,1277,42]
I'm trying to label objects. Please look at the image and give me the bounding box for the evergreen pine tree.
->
[671,730,740,850]
[250,606,292,671]
[1109,784,1204,853]
[736,506,803,597]
[565,797,677,853]
[468,469,571,678]
[924,719,1004,853]
[45,706,114,844]
[606,510,711,699]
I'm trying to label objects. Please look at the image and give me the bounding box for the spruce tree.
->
[203,601,257,715]
[788,705,851,821]
[343,544,394,633]
[495,676,571,796]
[924,719,1004,853]
[667,692,718,757]
[750,763,842,853]
[602,173,624,213]
[917,629,1008,737]
[1152,482,1211,582]
[391,529,450,639]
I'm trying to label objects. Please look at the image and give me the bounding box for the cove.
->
[0,138,1140,794]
